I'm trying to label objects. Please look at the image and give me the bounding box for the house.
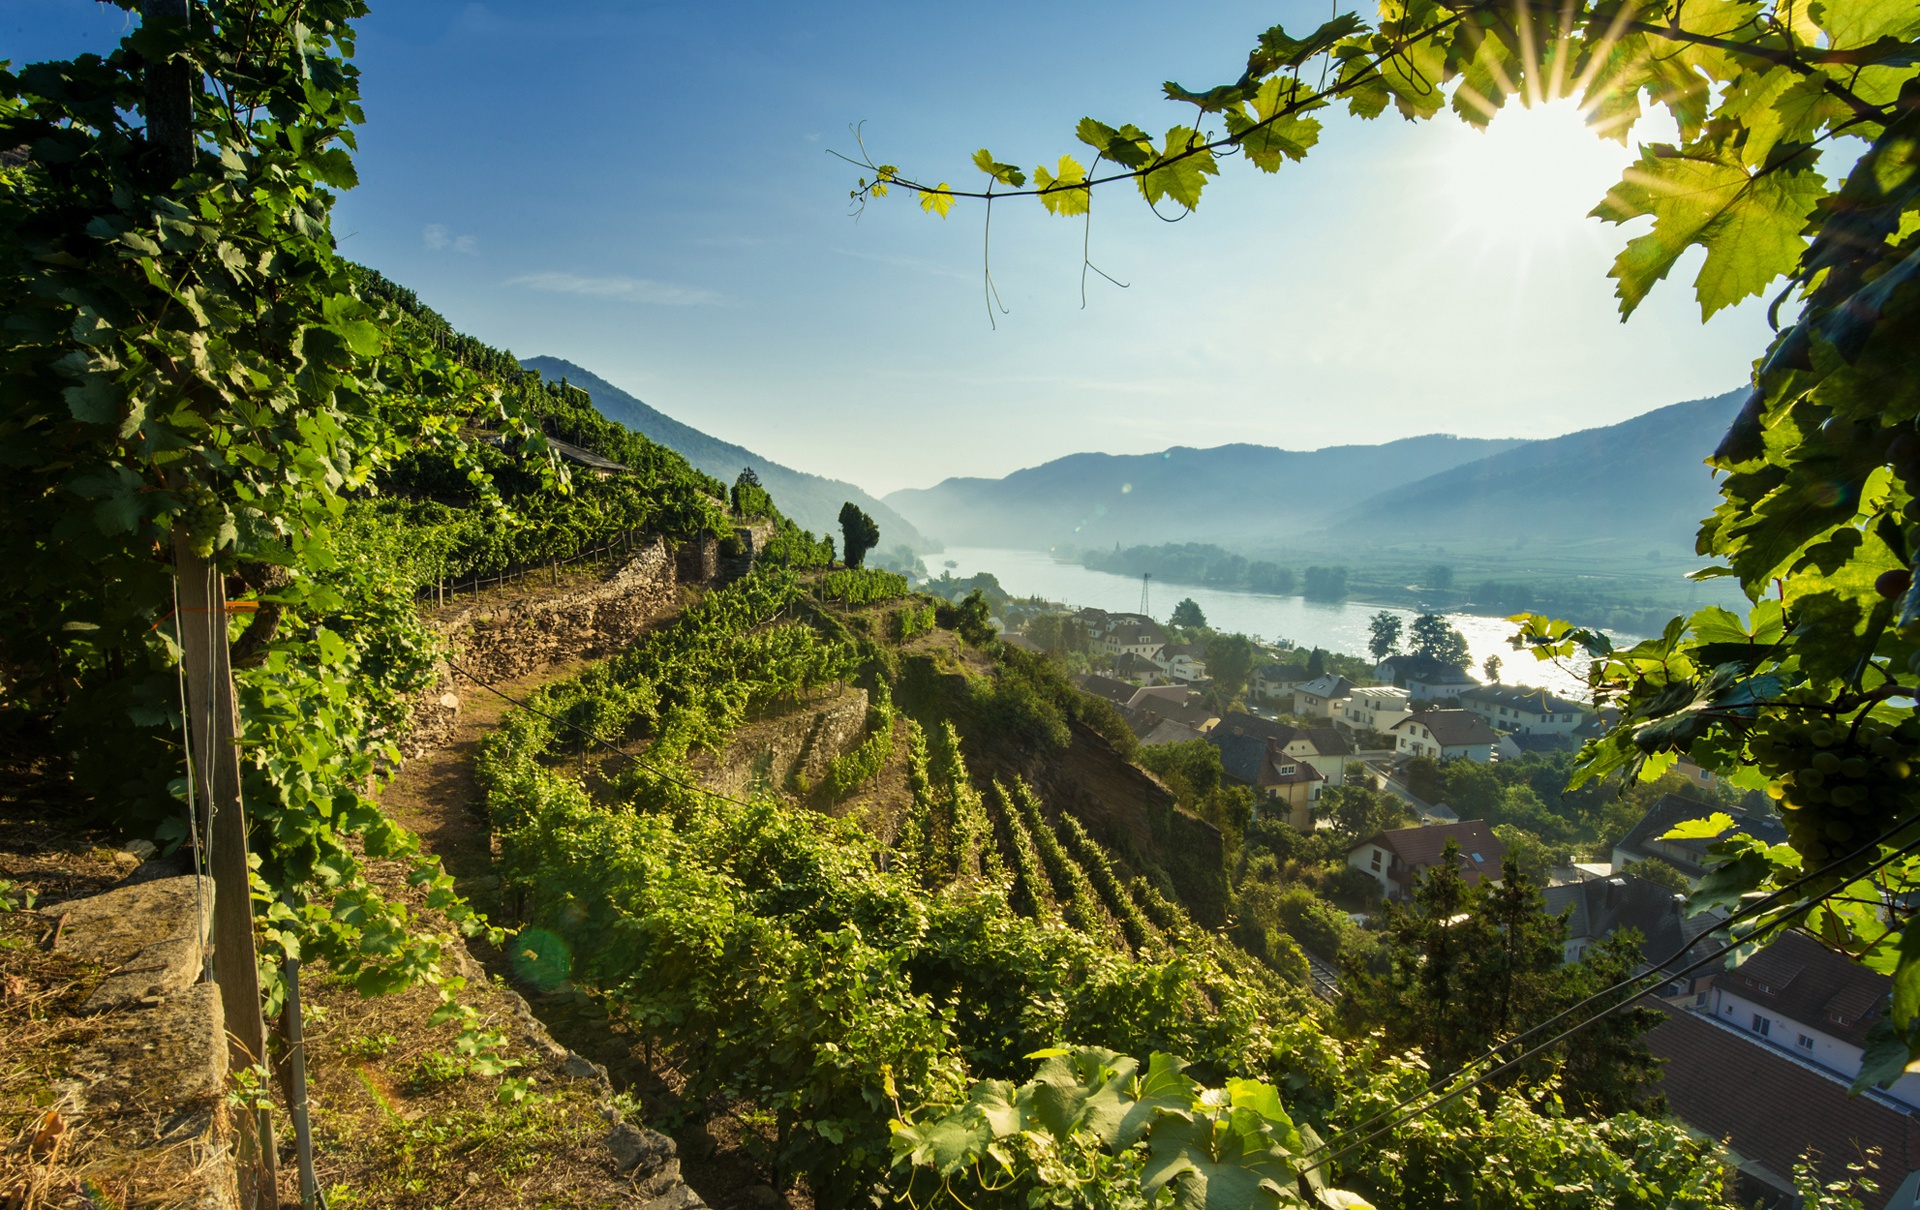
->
[1207,729,1323,829]
[1376,653,1479,701]
[1457,684,1589,735]
[1153,642,1209,683]
[1139,718,1205,747]
[1126,694,1220,737]
[1108,651,1163,681]
[1611,794,1788,886]
[1495,731,1580,759]
[1213,713,1346,787]
[1674,754,1726,795]
[1339,686,1412,739]
[1540,872,1724,991]
[1346,820,1507,900]
[1000,632,1044,654]
[1647,997,1920,1209]
[1092,620,1169,660]
[1251,663,1313,703]
[1709,930,1920,1110]
[1390,710,1497,762]
[1073,673,1137,708]
[1292,674,1355,719]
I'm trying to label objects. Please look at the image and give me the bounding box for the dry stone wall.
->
[39,875,237,1210]
[405,539,680,756]
[701,688,869,801]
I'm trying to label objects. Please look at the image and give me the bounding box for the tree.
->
[837,502,880,568]
[1302,565,1347,601]
[1306,647,1328,678]
[1408,612,1470,669]
[1169,597,1206,629]
[1426,563,1454,591]
[861,0,1920,1070]
[1367,611,1403,661]
[1323,784,1410,842]
[1203,632,1256,701]
[732,467,773,517]
[1620,856,1691,892]
[1483,653,1502,683]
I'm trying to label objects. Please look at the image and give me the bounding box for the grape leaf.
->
[971,149,1027,188]
[1034,156,1090,216]
[918,184,955,218]
[1139,126,1217,210]
[1661,812,1736,840]
[1593,144,1823,319]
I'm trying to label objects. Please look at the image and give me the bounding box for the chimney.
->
[1605,877,1625,909]
[1671,892,1686,918]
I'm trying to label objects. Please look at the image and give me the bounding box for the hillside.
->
[882,434,1524,550]
[1330,389,1747,548]
[521,356,933,552]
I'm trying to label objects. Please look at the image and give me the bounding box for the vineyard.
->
[474,569,1731,1208]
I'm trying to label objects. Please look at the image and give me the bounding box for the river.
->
[933,546,1635,702]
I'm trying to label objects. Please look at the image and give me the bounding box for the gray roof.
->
[1296,674,1354,698]
[1353,820,1506,884]
[1541,872,1722,973]
[1140,719,1205,747]
[1074,673,1136,706]
[1380,653,1474,683]
[1392,709,1498,747]
[1459,684,1588,715]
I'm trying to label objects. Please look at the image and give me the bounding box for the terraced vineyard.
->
[475,568,1730,1209]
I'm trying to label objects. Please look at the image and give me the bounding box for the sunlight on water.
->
[936,547,1637,702]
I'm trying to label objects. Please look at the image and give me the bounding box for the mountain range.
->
[882,390,1745,556]
[521,357,930,552]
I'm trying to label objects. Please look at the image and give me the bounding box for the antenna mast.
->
[1140,573,1151,618]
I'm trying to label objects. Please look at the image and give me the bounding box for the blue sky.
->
[9,1,1773,495]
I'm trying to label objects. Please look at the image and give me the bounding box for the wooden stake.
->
[173,541,278,1209]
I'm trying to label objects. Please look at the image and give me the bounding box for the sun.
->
[1428,97,1658,253]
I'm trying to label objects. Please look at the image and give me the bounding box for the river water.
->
[934,546,1633,702]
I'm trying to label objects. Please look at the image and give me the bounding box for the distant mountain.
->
[521,357,931,551]
[1331,390,1746,546]
[882,435,1526,550]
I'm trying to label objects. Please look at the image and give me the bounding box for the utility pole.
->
[144,2,277,1203]
[1140,572,1151,619]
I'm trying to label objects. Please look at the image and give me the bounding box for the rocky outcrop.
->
[702,688,869,801]
[41,875,236,1210]
[406,540,681,756]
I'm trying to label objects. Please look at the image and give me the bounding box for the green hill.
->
[520,356,933,552]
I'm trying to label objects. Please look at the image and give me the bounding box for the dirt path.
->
[379,660,587,889]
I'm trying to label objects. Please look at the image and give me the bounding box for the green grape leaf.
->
[1035,156,1091,216]
[1661,812,1737,840]
[1893,925,1920,1028]
[972,149,1027,187]
[1224,78,1322,172]
[1248,12,1369,75]
[1593,144,1823,319]
[1853,1015,1920,1092]
[1139,126,1217,210]
[1812,0,1920,48]
[1141,1112,1298,1210]
[889,1109,991,1176]
[918,184,956,218]
[1076,119,1154,169]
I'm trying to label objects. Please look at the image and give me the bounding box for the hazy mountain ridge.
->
[881,393,1743,556]
[883,434,1527,549]
[521,356,930,551]
[1328,390,1747,545]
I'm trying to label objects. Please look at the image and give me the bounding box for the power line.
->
[1299,819,1920,1174]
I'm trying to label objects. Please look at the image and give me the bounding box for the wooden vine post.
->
[143,1,278,1204]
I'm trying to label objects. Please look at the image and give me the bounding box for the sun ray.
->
[1515,0,1544,107]
[1571,0,1643,102]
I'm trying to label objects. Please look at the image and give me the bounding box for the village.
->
[1009,601,1920,1208]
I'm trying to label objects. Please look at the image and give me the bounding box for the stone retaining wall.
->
[39,875,237,1210]
[405,538,680,756]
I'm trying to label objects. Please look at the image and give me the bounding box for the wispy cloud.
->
[506,271,726,306]
[831,247,971,282]
[424,223,478,255]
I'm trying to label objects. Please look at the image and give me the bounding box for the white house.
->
[1292,674,1354,720]
[1708,930,1920,1110]
[1339,686,1412,739]
[1457,685,1589,735]
[1377,653,1479,701]
[1390,709,1497,762]
[1251,662,1313,703]
[1093,621,1169,661]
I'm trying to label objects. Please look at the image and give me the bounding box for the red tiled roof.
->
[1647,999,1920,1207]
[1355,821,1506,885]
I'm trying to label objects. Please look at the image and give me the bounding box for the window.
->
[1797,1034,1814,1052]
[1370,851,1382,871]
[1278,765,1296,776]
[1470,852,1485,862]
[1751,1014,1772,1038]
